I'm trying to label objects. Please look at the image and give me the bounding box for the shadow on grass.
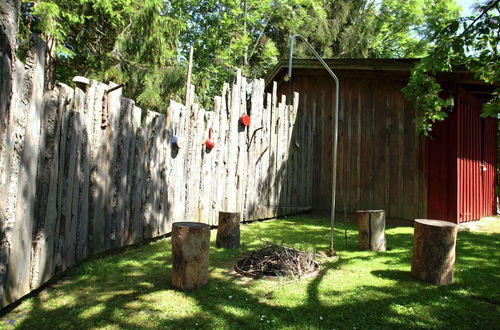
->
[3,215,499,329]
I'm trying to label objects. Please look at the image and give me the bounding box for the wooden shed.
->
[265,58,497,224]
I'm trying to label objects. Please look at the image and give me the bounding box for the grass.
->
[1,215,499,329]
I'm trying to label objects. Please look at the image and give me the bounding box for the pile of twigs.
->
[236,243,318,278]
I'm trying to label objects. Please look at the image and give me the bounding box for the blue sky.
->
[456,0,478,16]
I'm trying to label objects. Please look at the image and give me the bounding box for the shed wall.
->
[274,70,428,221]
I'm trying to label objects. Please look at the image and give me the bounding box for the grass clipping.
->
[236,243,318,279]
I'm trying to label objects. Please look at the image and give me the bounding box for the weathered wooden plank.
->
[142,112,164,238]
[290,93,300,207]
[299,84,309,206]
[30,86,63,288]
[245,79,264,219]
[260,92,272,218]
[75,80,96,261]
[125,103,141,239]
[184,104,204,222]
[224,71,240,212]
[33,84,71,287]
[151,112,166,235]
[130,124,147,243]
[207,96,221,224]
[199,110,215,223]
[166,101,185,226]
[215,86,229,223]
[142,112,157,239]
[389,88,404,219]
[5,36,45,304]
[319,86,330,210]
[384,88,391,215]
[157,108,170,236]
[268,82,278,216]
[63,84,85,270]
[236,77,248,218]
[276,96,286,207]
[344,79,360,214]
[307,86,316,206]
[279,97,288,207]
[104,82,122,249]
[372,82,386,211]
[111,97,134,246]
[88,82,107,254]
[0,59,26,307]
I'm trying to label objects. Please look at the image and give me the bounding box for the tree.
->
[19,0,186,113]
[172,0,377,106]
[402,0,499,135]
[370,0,460,58]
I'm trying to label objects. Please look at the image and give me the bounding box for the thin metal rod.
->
[288,34,339,256]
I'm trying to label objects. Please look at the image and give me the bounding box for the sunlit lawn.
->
[1,215,499,329]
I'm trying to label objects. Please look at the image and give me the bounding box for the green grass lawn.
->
[1,215,499,329]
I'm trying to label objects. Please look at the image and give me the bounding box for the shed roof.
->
[265,58,496,103]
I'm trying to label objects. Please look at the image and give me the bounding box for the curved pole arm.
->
[287,34,340,257]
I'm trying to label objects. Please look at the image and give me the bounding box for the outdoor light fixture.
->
[288,34,340,257]
[446,96,455,112]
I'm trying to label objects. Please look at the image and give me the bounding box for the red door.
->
[456,87,496,223]
[428,86,497,223]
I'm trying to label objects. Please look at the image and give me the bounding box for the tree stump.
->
[171,222,210,290]
[356,210,386,251]
[216,212,241,249]
[411,219,457,285]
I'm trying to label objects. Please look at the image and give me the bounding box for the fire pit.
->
[234,244,320,279]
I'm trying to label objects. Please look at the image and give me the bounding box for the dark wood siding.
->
[273,69,428,221]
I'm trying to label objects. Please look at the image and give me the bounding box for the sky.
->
[456,0,478,16]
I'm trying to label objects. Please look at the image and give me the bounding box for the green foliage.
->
[18,0,469,113]
[371,0,460,58]
[172,0,378,106]
[402,0,499,135]
[19,0,186,113]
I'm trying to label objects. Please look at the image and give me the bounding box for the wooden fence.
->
[0,37,312,307]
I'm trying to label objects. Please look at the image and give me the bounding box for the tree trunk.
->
[356,210,386,251]
[216,212,240,249]
[171,222,210,290]
[411,219,457,285]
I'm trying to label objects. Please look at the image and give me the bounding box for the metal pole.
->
[288,34,339,256]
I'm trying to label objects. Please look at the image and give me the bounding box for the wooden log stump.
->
[356,210,386,251]
[411,219,457,285]
[171,222,210,290]
[216,212,241,249]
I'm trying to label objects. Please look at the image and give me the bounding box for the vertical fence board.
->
[215,87,229,221]
[88,82,107,254]
[104,83,122,249]
[130,125,148,243]
[5,38,45,303]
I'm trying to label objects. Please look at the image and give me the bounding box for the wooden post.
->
[185,46,194,107]
[411,219,457,285]
[216,212,241,249]
[356,210,386,251]
[172,222,210,290]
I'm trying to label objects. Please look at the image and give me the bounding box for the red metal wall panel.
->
[482,117,497,217]
[428,86,497,223]
[456,87,496,223]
